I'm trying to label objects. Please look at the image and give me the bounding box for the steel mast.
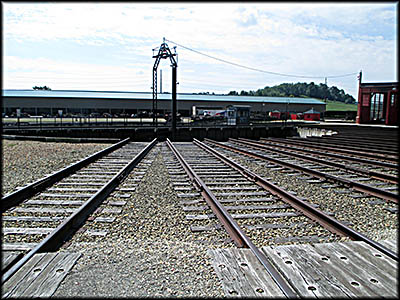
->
[152,38,178,138]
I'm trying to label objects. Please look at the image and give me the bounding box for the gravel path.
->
[1,140,109,196]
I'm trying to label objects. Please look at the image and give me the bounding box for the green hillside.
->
[325,100,358,111]
[231,82,356,105]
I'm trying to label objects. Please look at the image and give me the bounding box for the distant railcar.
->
[269,110,290,120]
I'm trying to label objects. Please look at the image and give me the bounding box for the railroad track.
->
[1,135,397,297]
[1,138,157,287]
[58,144,159,246]
[236,138,398,179]
[200,137,397,235]
[255,137,398,171]
[164,138,397,297]
[270,136,398,162]
[204,138,398,203]
[307,135,398,153]
[330,133,397,143]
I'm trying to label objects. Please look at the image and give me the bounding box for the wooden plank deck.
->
[263,240,397,298]
[209,240,397,298]
[2,252,81,298]
[207,248,286,297]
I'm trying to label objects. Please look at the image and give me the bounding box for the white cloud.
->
[3,56,151,91]
[2,2,397,97]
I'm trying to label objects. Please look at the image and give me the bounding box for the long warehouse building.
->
[2,90,326,117]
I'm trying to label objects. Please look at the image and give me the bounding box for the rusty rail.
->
[305,136,398,155]
[239,137,397,170]
[195,138,398,261]
[166,138,247,248]
[232,138,398,184]
[2,138,158,284]
[318,135,398,149]
[262,137,398,162]
[166,138,298,298]
[204,139,398,204]
[1,137,131,212]
[332,133,397,143]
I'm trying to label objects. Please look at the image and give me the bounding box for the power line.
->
[165,38,358,80]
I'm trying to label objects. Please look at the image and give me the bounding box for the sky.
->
[2,2,398,99]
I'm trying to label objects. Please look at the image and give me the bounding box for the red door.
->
[386,90,398,125]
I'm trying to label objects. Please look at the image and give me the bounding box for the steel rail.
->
[204,139,398,204]
[300,137,398,156]
[331,133,397,143]
[165,139,247,248]
[319,135,399,148]
[1,138,157,284]
[232,138,398,184]
[194,138,398,261]
[317,139,399,153]
[166,139,298,298]
[262,137,397,163]
[240,137,397,170]
[1,137,131,212]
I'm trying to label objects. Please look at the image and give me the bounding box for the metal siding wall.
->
[2,97,326,114]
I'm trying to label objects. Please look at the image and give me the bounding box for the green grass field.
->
[325,100,358,111]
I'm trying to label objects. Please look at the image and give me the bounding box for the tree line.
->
[228,82,356,104]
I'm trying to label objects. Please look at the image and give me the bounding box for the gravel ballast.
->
[209,143,398,242]
[2,139,397,297]
[1,139,109,196]
[52,144,227,297]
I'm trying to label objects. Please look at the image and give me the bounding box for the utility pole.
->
[152,38,178,138]
[324,77,327,103]
[160,69,162,94]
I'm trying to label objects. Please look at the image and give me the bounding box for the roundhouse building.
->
[2,90,326,118]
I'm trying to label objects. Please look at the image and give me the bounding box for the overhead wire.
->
[6,39,359,92]
[165,38,358,80]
